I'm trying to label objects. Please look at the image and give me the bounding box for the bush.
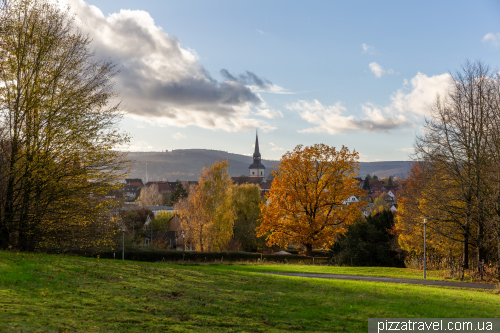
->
[90,249,327,263]
[283,249,329,257]
[328,211,405,267]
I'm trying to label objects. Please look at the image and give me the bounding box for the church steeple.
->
[249,131,265,177]
[253,132,261,161]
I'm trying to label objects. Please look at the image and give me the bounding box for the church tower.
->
[249,132,265,177]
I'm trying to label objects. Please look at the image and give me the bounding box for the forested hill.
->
[125,150,412,182]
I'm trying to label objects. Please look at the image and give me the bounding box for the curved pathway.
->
[260,272,497,289]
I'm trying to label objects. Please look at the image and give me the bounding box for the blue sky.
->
[69,0,500,161]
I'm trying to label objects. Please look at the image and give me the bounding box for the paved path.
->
[260,272,497,289]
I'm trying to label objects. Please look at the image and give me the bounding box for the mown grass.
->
[0,251,499,332]
[204,264,468,282]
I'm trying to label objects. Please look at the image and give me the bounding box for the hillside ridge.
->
[125,149,412,181]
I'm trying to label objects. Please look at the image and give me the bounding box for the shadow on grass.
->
[0,252,499,332]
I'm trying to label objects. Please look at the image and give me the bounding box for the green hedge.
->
[92,250,328,263]
[283,249,329,257]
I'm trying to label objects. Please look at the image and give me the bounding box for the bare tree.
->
[414,60,497,276]
[136,184,163,207]
[482,67,500,273]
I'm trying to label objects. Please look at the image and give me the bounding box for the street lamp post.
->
[421,217,429,279]
[122,228,125,261]
[181,230,185,262]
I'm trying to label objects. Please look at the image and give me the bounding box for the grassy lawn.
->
[1,251,499,332]
[204,264,468,282]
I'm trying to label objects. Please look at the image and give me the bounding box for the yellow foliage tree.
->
[176,159,235,251]
[228,183,264,251]
[395,163,464,262]
[257,144,364,256]
[152,211,175,231]
[0,0,129,251]
[175,187,207,251]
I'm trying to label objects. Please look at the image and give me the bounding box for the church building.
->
[249,132,265,178]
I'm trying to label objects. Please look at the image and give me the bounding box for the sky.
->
[63,0,500,161]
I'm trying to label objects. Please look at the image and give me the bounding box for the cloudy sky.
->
[65,0,500,161]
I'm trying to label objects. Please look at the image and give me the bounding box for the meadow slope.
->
[0,252,498,332]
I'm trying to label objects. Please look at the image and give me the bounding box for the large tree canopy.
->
[0,0,129,251]
[176,159,235,251]
[229,183,265,252]
[257,144,364,256]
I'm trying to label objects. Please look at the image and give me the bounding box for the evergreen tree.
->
[362,176,371,190]
[169,182,188,206]
[388,176,394,186]
[372,175,379,180]
[328,211,404,267]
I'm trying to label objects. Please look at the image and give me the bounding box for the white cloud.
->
[369,62,394,78]
[62,0,278,132]
[361,43,376,55]
[172,132,186,140]
[389,72,451,117]
[268,142,284,151]
[247,84,295,95]
[288,72,452,135]
[255,108,283,119]
[219,70,295,95]
[358,152,369,162]
[115,140,154,151]
[254,100,283,119]
[483,33,500,46]
[287,100,412,135]
[126,112,276,133]
[396,148,415,152]
[256,29,264,34]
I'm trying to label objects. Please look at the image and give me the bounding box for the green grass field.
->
[205,264,467,282]
[1,251,499,332]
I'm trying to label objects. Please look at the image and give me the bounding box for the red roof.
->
[231,177,264,185]
[145,181,174,193]
[260,179,273,190]
[126,178,144,187]
[369,180,385,192]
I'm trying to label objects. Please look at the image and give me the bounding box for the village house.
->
[144,181,174,194]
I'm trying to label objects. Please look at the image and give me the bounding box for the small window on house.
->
[252,171,254,175]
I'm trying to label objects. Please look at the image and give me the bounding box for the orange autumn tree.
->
[257,144,364,256]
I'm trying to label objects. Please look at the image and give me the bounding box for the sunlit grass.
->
[0,251,499,332]
[205,264,468,282]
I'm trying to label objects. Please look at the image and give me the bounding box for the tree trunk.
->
[0,227,9,250]
[497,226,500,281]
[305,244,313,257]
[463,232,469,270]
[2,169,16,250]
[477,222,486,279]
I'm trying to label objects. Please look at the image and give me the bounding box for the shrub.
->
[90,249,327,263]
[328,211,405,267]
